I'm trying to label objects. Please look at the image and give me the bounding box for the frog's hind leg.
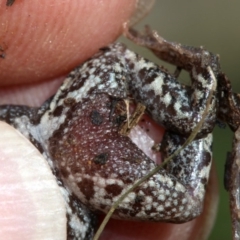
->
[124,25,221,76]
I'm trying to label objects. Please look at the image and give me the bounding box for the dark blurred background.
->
[120,1,240,239]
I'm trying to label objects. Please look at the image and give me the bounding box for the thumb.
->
[0,122,66,240]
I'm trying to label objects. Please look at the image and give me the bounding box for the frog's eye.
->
[129,0,155,26]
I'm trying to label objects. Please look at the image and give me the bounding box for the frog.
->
[0,26,225,240]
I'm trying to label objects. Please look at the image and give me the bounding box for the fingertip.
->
[0,0,136,85]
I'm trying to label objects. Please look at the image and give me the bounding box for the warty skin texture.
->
[0,42,216,239]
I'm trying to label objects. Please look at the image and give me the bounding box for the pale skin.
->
[0,1,218,239]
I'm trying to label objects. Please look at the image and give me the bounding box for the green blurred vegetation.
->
[120,1,240,239]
